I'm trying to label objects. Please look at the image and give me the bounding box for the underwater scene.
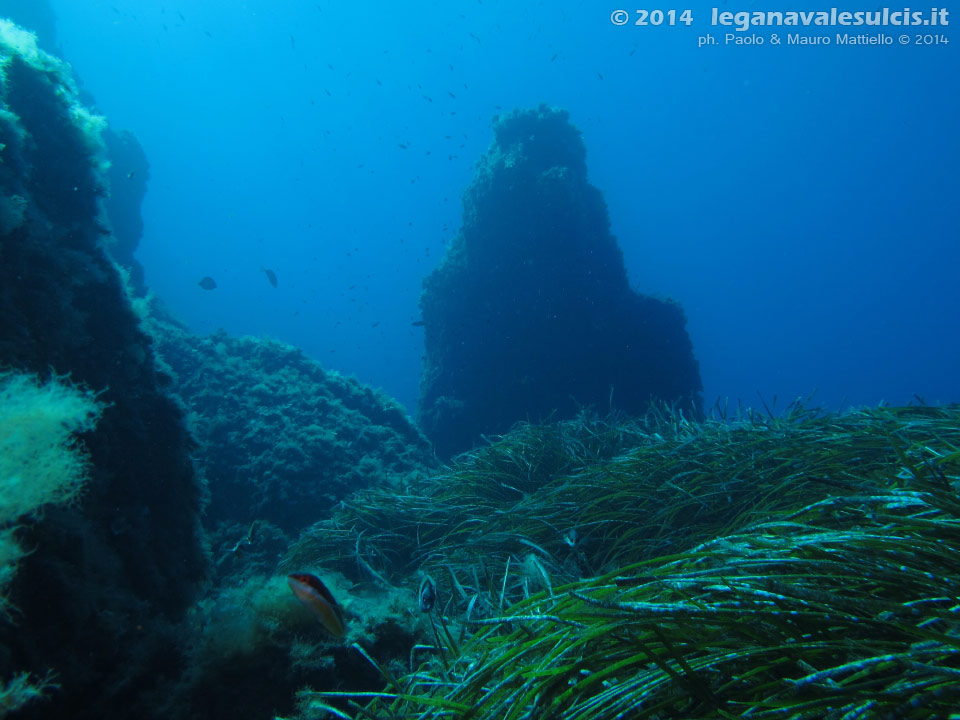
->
[0,1,958,718]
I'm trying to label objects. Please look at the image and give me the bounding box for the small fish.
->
[287,572,347,638]
[261,267,278,287]
[411,320,425,327]
[197,276,217,290]
[418,575,437,612]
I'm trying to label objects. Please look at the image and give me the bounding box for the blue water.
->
[51,1,959,414]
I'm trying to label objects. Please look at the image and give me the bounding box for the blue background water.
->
[50,1,959,415]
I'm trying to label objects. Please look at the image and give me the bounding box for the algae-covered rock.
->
[182,569,425,720]
[0,0,58,52]
[0,21,206,720]
[148,313,437,548]
[418,105,703,458]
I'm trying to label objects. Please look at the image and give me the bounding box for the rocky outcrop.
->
[0,21,206,719]
[148,315,436,553]
[103,128,150,294]
[418,106,702,458]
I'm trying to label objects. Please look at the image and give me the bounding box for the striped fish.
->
[287,572,347,638]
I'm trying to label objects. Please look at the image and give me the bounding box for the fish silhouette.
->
[287,573,346,638]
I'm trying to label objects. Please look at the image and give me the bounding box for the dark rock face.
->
[0,24,206,719]
[418,106,702,458]
[0,2,151,294]
[103,128,150,294]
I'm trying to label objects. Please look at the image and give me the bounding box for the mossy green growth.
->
[193,569,425,667]
[0,671,57,718]
[289,404,960,719]
[0,19,107,152]
[0,20,48,69]
[0,19,108,231]
[192,575,314,664]
[0,372,101,525]
[0,371,100,713]
[0,369,100,618]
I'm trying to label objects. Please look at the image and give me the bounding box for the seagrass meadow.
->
[282,403,960,720]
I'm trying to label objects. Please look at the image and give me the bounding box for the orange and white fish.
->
[287,572,347,638]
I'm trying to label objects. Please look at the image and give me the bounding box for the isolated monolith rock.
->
[418,105,702,458]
